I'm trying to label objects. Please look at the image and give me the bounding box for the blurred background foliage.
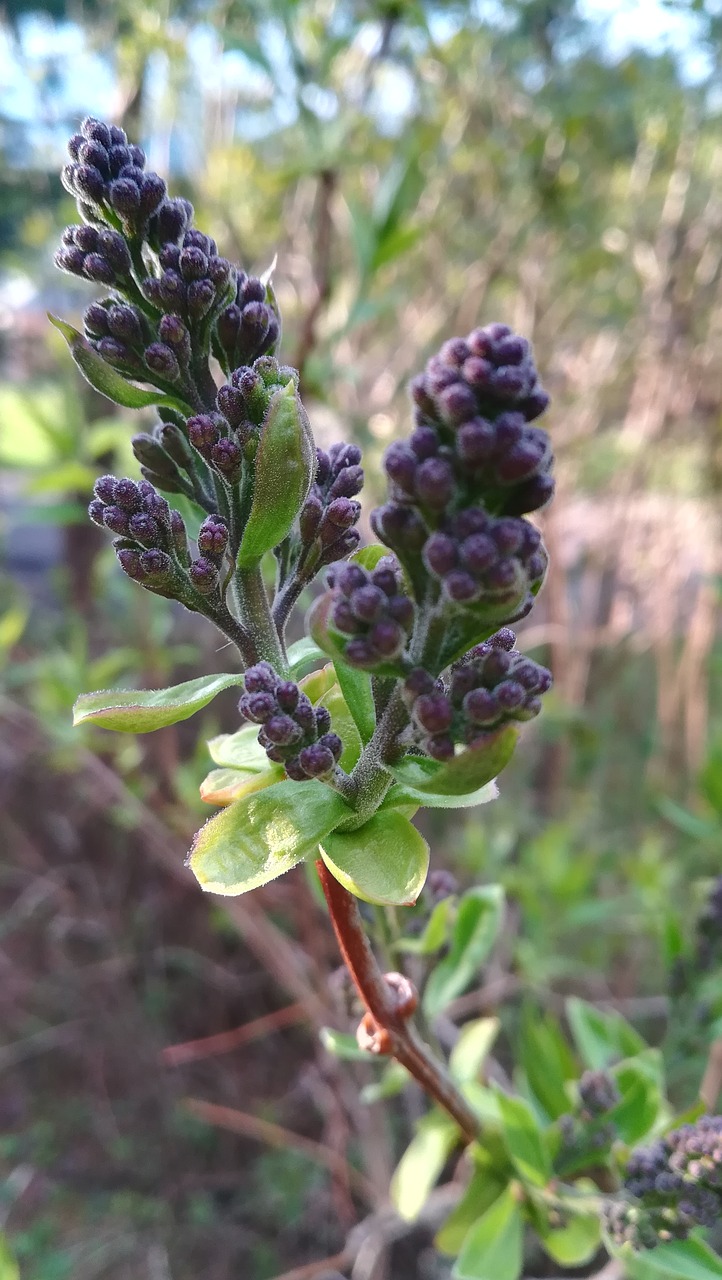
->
[1,0,722,1276]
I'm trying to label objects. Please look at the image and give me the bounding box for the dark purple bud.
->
[516,696,542,721]
[463,688,498,724]
[426,735,455,761]
[244,663,278,694]
[495,335,529,365]
[128,143,146,168]
[387,594,414,628]
[265,715,302,746]
[329,465,364,499]
[140,549,172,582]
[484,649,512,683]
[350,585,386,623]
[83,254,115,284]
[456,417,496,464]
[409,374,436,416]
[240,691,277,722]
[495,438,546,485]
[293,695,316,734]
[216,383,245,426]
[112,478,141,511]
[138,173,166,217]
[284,757,307,782]
[324,498,359,532]
[299,496,323,542]
[490,519,525,556]
[109,178,140,218]
[526,551,547,582]
[186,279,215,320]
[329,442,362,470]
[128,513,160,546]
[368,619,405,657]
[81,117,111,147]
[331,600,358,634]
[336,563,367,596]
[439,337,470,367]
[97,230,132,275]
[444,570,479,603]
[106,305,141,345]
[384,442,417,494]
[371,562,399,596]
[438,382,478,425]
[456,508,489,538]
[490,628,516,651]
[344,638,375,668]
[67,133,85,160]
[462,356,494,389]
[93,474,116,503]
[88,498,106,526]
[519,387,550,421]
[425,359,458,396]
[108,144,132,175]
[298,744,335,778]
[187,414,221,454]
[154,198,194,245]
[239,276,265,304]
[74,164,105,202]
[409,426,439,460]
[197,516,229,559]
[460,534,497,574]
[77,140,109,175]
[95,336,132,366]
[210,439,242,476]
[372,503,426,552]
[415,457,455,508]
[315,705,332,735]
[414,694,453,734]
[485,560,517,591]
[159,314,191,355]
[144,343,180,381]
[116,547,145,581]
[276,681,300,712]
[179,246,208,281]
[501,472,555,516]
[54,246,86,276]
[423,533,457,576]
[489,365,529,399]
[494,679,527,711]
[189,557,219,594]
[318,732,343,762]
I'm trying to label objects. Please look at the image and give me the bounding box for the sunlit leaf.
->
[385,729,517,798]
[391,1112,458,1221]
[424,887,504,1018]
[73,672,245,732]
[453,1186,523,1280]
[319,810,429,906]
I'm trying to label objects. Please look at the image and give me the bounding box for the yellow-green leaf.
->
[189,778,351,896]
[73,672,245,732]
[386,728,517,798]
[319,810,429,905]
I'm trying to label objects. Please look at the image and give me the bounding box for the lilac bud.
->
[128,513,161,546]
[244,662,278,694]
[415,457,455,509]
[423,533,457,576]
[189,557,219,594]
[413,694,453,734]
[265,715,302,746]
[298,744,335,778]
[315,705,332,735]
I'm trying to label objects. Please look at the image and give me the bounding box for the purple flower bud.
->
[97,230,132,276]
[519,387,550,420]
[404,668,436,700]
[384,442,417,494]
[490,519,525,556]
[387,594,414,628]
[83,254,115,284]
[501,472,555,515]
[197,516,229,560]
[371,563,399,596]
[413,694,453,734]
[368,619,405,657]
[438,381,478,425]
[415,457,455,508]
[189,557,219,594]
[216,383,245,426]
[81,117,112,147]
[426,735,455,761]
[240,691,277,722]
[329,465,364,499]
[276,682,300,712]
[139,173,166,217]
[179,246,208,281]
[159,314,191,355]
[112,478,142,511]
[139,549,173,582]
[187,414,221,455]
[315,705,332,735]
[495,437,546,484]
[116,547,145,581]
[485,560,517,591]
[489,365,529,399]
[88,498,106,526]
[490,628,516,651]
[439,337,470,366]
[444,570,479,603]
[74,164,105,203]
[318,732,343,762]
[409,426,439,460]
[107,304,143,345]
[462,356,494,389]
[128,513,160,546]
[350,584,386,623]
[109,178,140,218]
[265,715,302,746]
[336,564,367,596]
[456,417,496,464]
[344,638,375,668]
[423,533,457,576]
[153,198,194,245]
[323,497,359,531]
[210,438,243,476]
[298,744,335,778]
[463,688,498,724]
[94,474,116,503]
[494,679,526,711]
[460,533,497,573]
[187,279,215,320]
[244,663,278,694]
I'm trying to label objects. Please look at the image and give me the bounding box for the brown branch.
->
[183,1097,376,1204]
[161,1000,307,1067]
[294,169,337,386]
[316,860,480,1144]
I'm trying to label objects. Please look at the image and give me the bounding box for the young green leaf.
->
[189,778,351,895]
[396,897,454,955]
[453,1186,524,1280]
[494,1089,552,1187]
[566,997,645,1071]
[621,1237,722,1280]
[449,1019,500,1086]
[287,637,326,679]
[48,314,191,414]
[435,1169,508,1256]
[236,382,315,568]
[385,728,517,798]
[539,1213,600,1267]
[423,887,504,1019]
[332,657,376,744]
[317,682,363,771]
[319,810,429,906]
[199,766,282,806]
[383,780,498,811]
[73,672,246,733]
[391,1112,458,1222]
[519,1008,578,1120]
[207,724,270,771]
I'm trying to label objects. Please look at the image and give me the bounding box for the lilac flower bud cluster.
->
[55,224,132,287]
[422,508,546,618]
[141,230,235,327]
[604,1116,722,1249]
[557,1071,621,1173]
[408,323,553,517]
[215,272,280,371]
[131,422,195,495]
[61,116,165,230]
[186,357,298,484]
[325,558,415,669]
[299,444,364,567]
[83,297,193,388]
[402,629,551,760]
[239,663,343,781]
[578,1071,621,1119]
[88,474,227,602]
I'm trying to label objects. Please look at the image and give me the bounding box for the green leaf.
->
[48,314,191,413]
[207,724,270,771]
[199,766,282,806]
[0,1232,19,1280]
[383,779,498,811]
[237,382,315,568]
[622,1237,722,1279]
[73,672,245,733]
[396,897,454,955]
[566,997,646,1070]
[520,1008,578,1120]
[351,543,393,572]
[391,1112,458,1222]
[287,637,326,678]
[319,1027,373,1062]
[539,1213,600,1267]
[424,887,504,1019]
[436,1169,508,1255]
[317,682,363,772]
[385,729,517,798]
[319,810,429,906]
[450,1019,500,1085]
[189,778,351,896]
[453,1186,523,1280]
[332,658,376,744]
[360,1061,410,1104]
[494,1089,552,1187]
[609,1052,664,1143]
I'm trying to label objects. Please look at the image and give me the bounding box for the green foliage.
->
[72,672,246,732]
[236,383,315,568]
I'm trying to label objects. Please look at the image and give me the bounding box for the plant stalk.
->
[316,859,481,1144]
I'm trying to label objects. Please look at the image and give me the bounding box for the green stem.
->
[235,564,289,675]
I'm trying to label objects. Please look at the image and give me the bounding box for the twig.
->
[700,1037,722,1111]
[161,1000,307,1067]
[183,1097,375,1203]
[316,860,480,1144]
